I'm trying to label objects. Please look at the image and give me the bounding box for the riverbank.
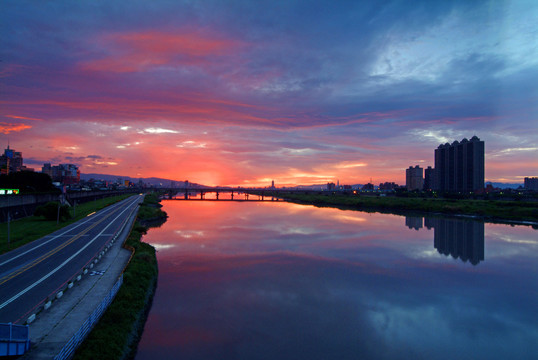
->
[277,193,538,225]
[73,193,167,359]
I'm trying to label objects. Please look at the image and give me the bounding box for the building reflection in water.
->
[405,216,423,230]
[406,216,485,265]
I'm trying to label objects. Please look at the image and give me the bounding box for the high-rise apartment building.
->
[0,145,23,174]
[406,165,423,191]
[524,177,538,191]
[434,136,484,193]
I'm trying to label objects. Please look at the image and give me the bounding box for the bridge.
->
[160,187,334,201]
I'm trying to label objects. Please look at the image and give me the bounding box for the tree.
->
[34,202,72,221]
[0,172,58,193]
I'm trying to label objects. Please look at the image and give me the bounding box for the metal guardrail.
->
[54,274,123,360]
[0,322,30,356]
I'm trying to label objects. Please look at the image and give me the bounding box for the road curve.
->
[0,194,143,324]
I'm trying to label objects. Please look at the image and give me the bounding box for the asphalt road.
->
[0,194,143,324]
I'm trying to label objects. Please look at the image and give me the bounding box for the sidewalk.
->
[21,206,138,359]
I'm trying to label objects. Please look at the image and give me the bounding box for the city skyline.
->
[1,1,537,186]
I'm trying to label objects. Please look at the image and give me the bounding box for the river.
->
[135,199,537,360]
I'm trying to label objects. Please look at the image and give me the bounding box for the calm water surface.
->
[136,199,537,360]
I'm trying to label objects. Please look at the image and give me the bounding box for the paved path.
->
[21,198,140,359]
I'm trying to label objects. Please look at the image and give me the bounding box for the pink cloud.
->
[0,92,278,128]
[81,30,244,73]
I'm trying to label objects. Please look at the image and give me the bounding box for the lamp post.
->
[2,189,20,248]
[7,195,10,246]
[57,198,60,225]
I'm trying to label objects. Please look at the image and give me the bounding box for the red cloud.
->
[0,122,32,134]
[5,114,43,121]
[81,30,243,73]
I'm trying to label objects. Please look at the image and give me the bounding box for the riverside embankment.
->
[273,192,538,226]
[72,193,167,360]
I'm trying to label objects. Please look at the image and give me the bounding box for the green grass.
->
[0,194,132,255]
[73,194,166,360]
[275,193,538,223]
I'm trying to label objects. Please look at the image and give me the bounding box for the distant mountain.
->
[80,173,196,187]
[486,182,523,189]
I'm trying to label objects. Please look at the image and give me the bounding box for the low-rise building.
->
[42,163,80,184]
[379,182,398,191]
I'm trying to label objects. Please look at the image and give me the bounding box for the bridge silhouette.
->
[161,186,331,201]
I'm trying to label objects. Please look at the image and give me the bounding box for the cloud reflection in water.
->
[137,201,538,360]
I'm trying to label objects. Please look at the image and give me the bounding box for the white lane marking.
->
[0,198,139,310]
[0,197,132,268]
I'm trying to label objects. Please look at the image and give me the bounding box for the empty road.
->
[0,194,142,324]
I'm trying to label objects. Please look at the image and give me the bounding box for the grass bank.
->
[276,192,538,224]
[0,194,132,255]
[73,193,167,360]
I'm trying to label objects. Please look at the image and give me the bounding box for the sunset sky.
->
[1,1,537,186]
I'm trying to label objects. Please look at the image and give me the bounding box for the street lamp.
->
[1,188,20,247]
